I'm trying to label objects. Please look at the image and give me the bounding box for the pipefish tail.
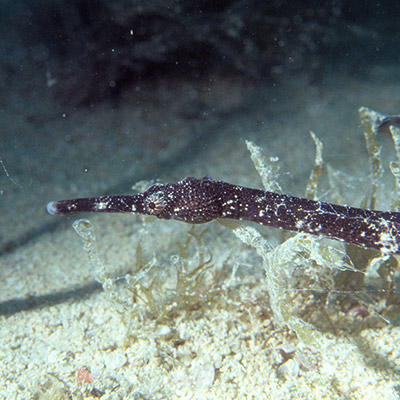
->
[47,176,400,254]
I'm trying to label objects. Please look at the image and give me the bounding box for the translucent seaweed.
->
[125,227,221,324]
[359,106,384,209]
[356,108,400,318]
[73,219,117,299]
[305,131,323,200]
[234,133,358,348]
[73,218,230,338]
[234,113,400,344]
[245,140,282,193]
[232,225,356,348]
[389,125,400,211]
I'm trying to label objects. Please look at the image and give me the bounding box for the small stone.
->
[105,351,127,370]
[276,359,299,380]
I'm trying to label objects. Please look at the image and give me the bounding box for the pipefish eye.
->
[145,191,167,215]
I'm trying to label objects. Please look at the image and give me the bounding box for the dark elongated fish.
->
[47,176,400,254]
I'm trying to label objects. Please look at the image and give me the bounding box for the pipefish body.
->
[47,176,400,254]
